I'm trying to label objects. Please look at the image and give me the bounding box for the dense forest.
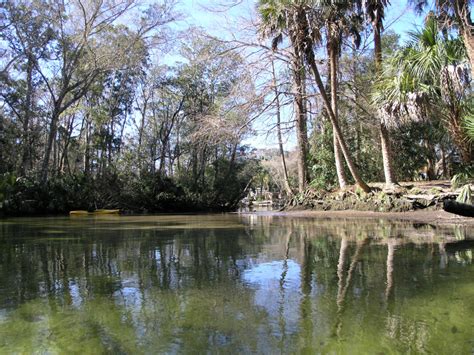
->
[0,0,473,215]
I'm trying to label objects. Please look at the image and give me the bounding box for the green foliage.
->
[464,106,474,141]
[309,107,383,191]
[456,185,473,204]
[390,121,440,181]
[0,173,17,208]
[373,17,472,164]
[309,120,338,190]
[0,117,21,173]
[0,155,260,215]
[355,185,368,200]
[1,0,472,215]
[451,166,474,189]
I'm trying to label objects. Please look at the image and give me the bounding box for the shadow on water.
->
[0,214,473,353]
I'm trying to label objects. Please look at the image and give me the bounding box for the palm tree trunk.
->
[385,239,396,301]
[305,49,371,193]
[374,22,397,187]
[272,60,293,196]
[337,237,348,298]
[292,57,310,193]
[449,113,473,163]
[456,0,474,79]
[462,30,474,80]
[329,44,348,189]
[380,123,396,184]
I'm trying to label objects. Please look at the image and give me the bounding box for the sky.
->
[168,0,426,150]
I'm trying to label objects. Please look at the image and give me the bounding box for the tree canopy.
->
[0,0,472,214]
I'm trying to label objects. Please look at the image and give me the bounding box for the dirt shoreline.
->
[245,209,474,226]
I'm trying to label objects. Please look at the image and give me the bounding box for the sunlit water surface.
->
[0,214,473,353]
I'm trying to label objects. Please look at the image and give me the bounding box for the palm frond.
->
[456,185,473,204]
[464,109,474,142]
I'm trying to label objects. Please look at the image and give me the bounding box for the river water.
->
[0,214,473,353]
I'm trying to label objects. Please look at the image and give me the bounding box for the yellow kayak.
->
[69,210,90,216]
[70,209,120,216]
[93,209,120,215]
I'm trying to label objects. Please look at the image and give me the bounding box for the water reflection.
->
[0,215,473,353]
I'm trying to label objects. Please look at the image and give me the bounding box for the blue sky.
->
[175,0,424,42]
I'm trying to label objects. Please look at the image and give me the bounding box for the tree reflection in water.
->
[0,215,473,353]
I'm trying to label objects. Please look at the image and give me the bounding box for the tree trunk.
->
[271,60,293,196]
[117,113,127,157]
[385,240,396,300]
[462,29,474,81]
[374,22,397,187]
[41,107,60,184]
[108,118,114,165]
[84,115,91,177]
[292,56,309,193]
[176,124,181,173]
[305,49,371,193]
[199,147,206,187]
[21,53,34,176]
[448,113,473,164]
[441,145,447,178]
[158,142,167,177]
[59,115,75,174]
[444,200,474,217]
[137,103,147,174]
[226,142,238,180]
[456,0,474,81]
[425,138,436,180]
[380,123,396,185]
[192,150,198,189]
[52,132,58,177]
[329,44,348,190]
[337,237,348,298]
[168,141,174,177]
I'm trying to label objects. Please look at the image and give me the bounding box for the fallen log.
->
[443,200,474,217]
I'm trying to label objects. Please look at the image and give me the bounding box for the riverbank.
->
[281,180,471,213]
[0,175,244,217]
[259,180,474,225]
[262,209,474,226]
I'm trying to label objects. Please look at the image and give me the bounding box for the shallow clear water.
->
[0,214,473,354]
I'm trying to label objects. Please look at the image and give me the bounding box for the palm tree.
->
[465,109,474,141]
[411,0,474,79]
[259,0,310,194]
[301,2,372,192]
[319,1,356,190]
[359,0,396,188]
[313,0,374,190]
[373,17,473,164]
[258,0,371,193]
[329,34,349,190]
